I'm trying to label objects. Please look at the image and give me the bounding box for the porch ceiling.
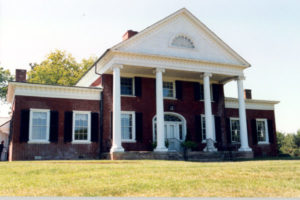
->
[107,65,237,84]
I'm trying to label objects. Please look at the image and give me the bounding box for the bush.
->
[181,141,197,150]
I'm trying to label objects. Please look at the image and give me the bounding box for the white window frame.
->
[121,111,136,143]
[72,111,91,144]
[28,109,50,144]
[200,114,216,143]
[256,118,269,144]
[230,117,240,144]
[163,80,176,99]
[121,77,135,97]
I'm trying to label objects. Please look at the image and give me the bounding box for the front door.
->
[164,123,178,140]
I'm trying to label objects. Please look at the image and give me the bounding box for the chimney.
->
[244,89,252,99]
[122,30,138,41]
[16,69,27,82]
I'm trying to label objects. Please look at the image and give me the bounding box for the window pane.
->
[121,78,133,95]
[199,84,204,100]
[31,111,48,140]
[201,116,206,141]
[163,82,174,97]
[121,114,133,140]
[257,121,266,142]
[74,113,89,141]
[231,119,240,143]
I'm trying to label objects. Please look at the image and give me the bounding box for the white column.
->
[203,73,217,152]
[110,64,124,153]
[154,68,168,152]
[237,77,252,152]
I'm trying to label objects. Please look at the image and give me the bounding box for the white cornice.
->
[225,97,279,110]
[7,82,102,103]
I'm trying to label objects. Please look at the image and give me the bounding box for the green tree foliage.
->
[277,131,300,157]
[0,67,13,99]
[27,50,96,86]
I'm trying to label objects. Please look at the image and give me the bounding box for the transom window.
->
[256,119,269,144]
[73,111,91,143]
[163,81,175,98]
[121,77,134,95]
[201,115,216,142]
[121,112,136,142]
[171,35,195,49]
[29,109,50,143]
[230,118,240,143]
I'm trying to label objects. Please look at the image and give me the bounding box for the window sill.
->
[72,141,92,144]
[28,141,50,144]
[122,140,136,143]
[199,100,215,103]
[164,97,177,100]
[258,142,269,145]
[121,95,136,98]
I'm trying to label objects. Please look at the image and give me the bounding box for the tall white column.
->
[203,73,217,152]
[110,64,124,153]
[154,68,168,152]
[237,77,252,152]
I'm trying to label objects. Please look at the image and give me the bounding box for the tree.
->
[276,131,285,153]
[27,50,96,86]
[0,67,13,99]
[294,130,300,148]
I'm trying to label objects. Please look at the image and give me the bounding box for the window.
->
[256,119,269,144]
[29,109,50,143]
[72,111,91,143]
[163,81,175,98]
[199,84,213,101]
[230,118,240,143]
[121,77,134,96]
[121,112,136,142]
[171,35,195,49]
[201,115,216,142]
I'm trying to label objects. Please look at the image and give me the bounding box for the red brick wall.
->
[11,96,100,160]
[225,108,277,156]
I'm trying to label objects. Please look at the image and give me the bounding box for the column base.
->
[238,147,252,152]
[154,146,168,152]
[203,138,217,152]
[110,145,124,153]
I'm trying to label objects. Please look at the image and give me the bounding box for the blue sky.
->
[0,0,299,133]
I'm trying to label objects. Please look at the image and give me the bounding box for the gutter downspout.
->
[95,65,103,159]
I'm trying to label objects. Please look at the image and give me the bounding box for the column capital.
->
[154,68,165,73]
[236,76,246,81]
[202,72,212,78]
[112,64,123,70]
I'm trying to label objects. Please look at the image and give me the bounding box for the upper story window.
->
[163,81,175,98]
[29,109,50,143]
[121,77,134,96]
[230,118,240,143]
[72,111,91,143]
[201,115,216,143]
[199,83,213,101]
[171,35,195,49]
[121,111,136,142]
[256,119,269,144]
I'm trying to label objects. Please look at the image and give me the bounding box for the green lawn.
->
[0,160,300,197]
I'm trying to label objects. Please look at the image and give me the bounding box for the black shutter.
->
[20,109,30,142]
[215,116,222,144]
[212,84,219,102]
[226,118,231,145]
[175,81,183,100]
[50,111,59,143]
[251,119,258,145]
[195,115,202,142]
[135,112,143,142]
[110,112,113,139]
[91,112,99,142]
[64,111,73,143]
[268,119,274,144]
[194,82,200,101]
[134,77,142,97]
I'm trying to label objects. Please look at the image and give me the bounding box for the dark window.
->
[121,77,133,95]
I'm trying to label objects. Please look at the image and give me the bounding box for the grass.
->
[0,160,300,197]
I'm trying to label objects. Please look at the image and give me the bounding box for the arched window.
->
[171,35,195,49]
[153,112,187,142]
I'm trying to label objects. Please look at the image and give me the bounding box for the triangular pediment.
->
[113,8,250,67]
